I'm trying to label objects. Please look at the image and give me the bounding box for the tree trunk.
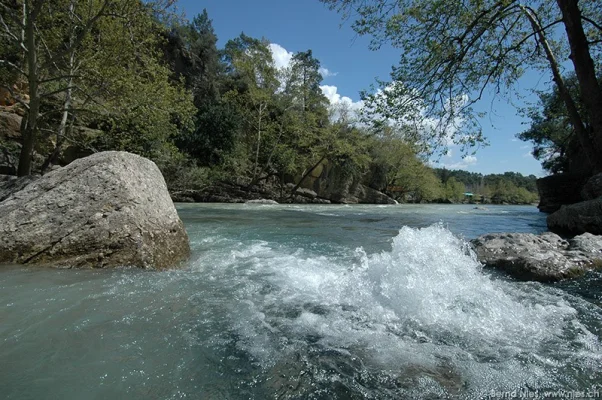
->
[289,155,326,198]
[42,0,77,175]
[41,87,73,174]
[251,102,265,185]
[556,0,602,173]
[522,5,598,173]
[17,1,40,177]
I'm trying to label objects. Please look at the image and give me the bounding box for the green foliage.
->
[517,74,597,173]
[367,127,441,202]
[0,0,196,174]
[76,1,195,158]
[0,4,544,205]
[176,101,241,166]
[444,177,465,203]
[320,0,602,162]
[432,168,538,204]
[153,145,211,191]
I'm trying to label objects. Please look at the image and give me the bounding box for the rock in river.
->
[471,232,602,282]
[547,197,602,236]
[0,151,190,269]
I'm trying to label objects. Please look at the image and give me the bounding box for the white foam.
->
[204,224,601,393]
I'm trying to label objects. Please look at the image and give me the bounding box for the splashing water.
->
[1,204,600,399]
[213,224,601,398]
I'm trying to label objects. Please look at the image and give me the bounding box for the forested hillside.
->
[0,2,538,204]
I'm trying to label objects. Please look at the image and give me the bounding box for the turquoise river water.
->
[1,204,601,399]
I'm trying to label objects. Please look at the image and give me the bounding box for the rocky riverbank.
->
[469,172,601,281]
[538,172,602,235]
[170,180,397,205]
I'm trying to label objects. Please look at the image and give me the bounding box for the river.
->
[1,204,601,399]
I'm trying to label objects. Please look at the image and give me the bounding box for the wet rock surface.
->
[471,232,602,282]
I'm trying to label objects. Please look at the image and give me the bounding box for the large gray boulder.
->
[0,151,190,269]
[547,198,602,235]
[471,232,602,282]
[0,175,38,202]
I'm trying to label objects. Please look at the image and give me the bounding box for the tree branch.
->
[0,59,26,76]
[40,86,78,99]
[581,15,602,32]
[44,0,113,68]
[0,13,21,43]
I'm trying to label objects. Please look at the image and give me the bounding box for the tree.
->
[444,177,465,203]
[282,50,335,194]
[1,0,114,175]
[321,0,602,173]
[367,126,440,202]
[166,10,240,167]
[517,74,594,174]
[222,33,280,182]
[0,0,191,175]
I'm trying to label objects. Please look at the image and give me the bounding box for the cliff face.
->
[297,159,397,205]
[536,174,589,213]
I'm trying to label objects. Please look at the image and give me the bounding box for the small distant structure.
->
[464,192,474,203]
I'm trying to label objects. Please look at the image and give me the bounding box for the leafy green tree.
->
[76,1,194,159]
[284,50,329,121]
[368,127,440,202]
[517,74,595,174]
[321,0,602,172]
[283,50,341,194]
[444,177,465,203]
[222,33,280,182]
[0,0,193,175]
[184,9,221,106]
[166,10,240,167]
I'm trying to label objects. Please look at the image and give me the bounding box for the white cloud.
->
[269,44,337,80]
[319,67,338,78]
[523,151,533,158]
[269,43,293,70]
[464,155,477,164]
[432,155,478,170]
[319,85,363,111]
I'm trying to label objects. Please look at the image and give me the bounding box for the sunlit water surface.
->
[1,204,601,399]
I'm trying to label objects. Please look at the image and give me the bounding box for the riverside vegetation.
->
[1,1,541,204]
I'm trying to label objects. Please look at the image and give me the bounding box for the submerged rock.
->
[0,151,190,269]
[471,232,602,282]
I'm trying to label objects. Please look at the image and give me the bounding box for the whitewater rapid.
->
[1,204,600,399]
[192,223,601,398]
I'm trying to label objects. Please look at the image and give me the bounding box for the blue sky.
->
[176,0,553,177]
